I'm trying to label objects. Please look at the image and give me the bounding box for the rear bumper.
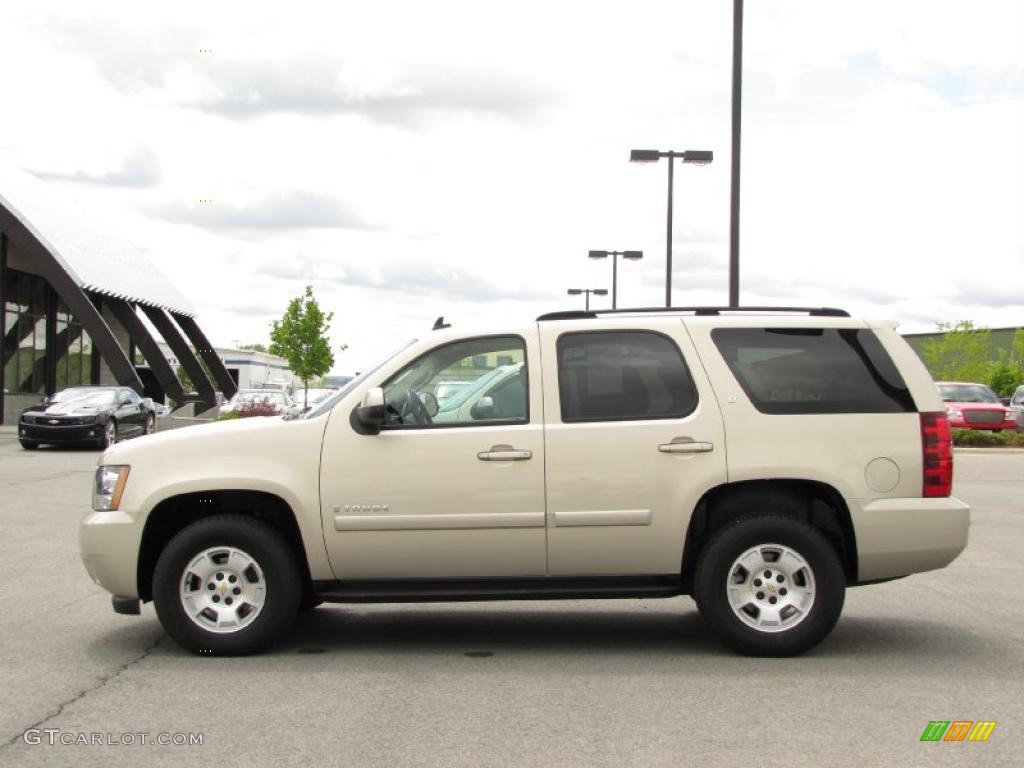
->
[851,496,970,581]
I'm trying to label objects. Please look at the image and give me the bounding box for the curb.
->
[954,447,1024,454]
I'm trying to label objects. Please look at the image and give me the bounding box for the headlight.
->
[946,407,963,420]
[93,465,130,511]
[22,414,36,424]
[77,415,97,425]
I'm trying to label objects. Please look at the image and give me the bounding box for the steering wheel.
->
[403,389,433,425]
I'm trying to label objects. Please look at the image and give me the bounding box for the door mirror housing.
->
[470,396,495,421]
[350,387,387,435]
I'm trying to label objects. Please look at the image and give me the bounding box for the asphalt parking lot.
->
[0,431,1021,768]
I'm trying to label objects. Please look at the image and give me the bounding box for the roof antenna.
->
[432,316,451,330]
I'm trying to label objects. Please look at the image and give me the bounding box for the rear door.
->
[539,318,727,576]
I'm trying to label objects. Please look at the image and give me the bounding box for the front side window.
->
[712,327,916,414]
[383,336,528,428]
[557,331,698,423]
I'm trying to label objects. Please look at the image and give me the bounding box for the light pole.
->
[567,288,608,311]
[588,250,643,309]
[730,0,744,307]
[629,148,713,307]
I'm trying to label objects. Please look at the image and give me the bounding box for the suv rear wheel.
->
[693,515,845,656]
[153,515,301,655]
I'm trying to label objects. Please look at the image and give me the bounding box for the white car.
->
[219,389,297,418]
[81,307,969,657]
[290,387,337,413]
[1009,384,1024,431]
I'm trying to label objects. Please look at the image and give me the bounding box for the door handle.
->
[658,438,714,454]
[477,444,533,461]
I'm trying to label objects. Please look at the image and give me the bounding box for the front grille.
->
[32,416,92,426]
[965,410,1004,424]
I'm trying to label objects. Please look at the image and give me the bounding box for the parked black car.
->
[18,386,157,450]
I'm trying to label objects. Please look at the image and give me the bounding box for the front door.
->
[319,332,546,579]
[538,318,728,576]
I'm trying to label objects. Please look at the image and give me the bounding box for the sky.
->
[2,0,1022,373]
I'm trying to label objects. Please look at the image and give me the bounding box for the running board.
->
[312,575,685,604]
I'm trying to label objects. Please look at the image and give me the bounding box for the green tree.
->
[987,328,1024,397]
[920,321,992,383]
[239,342,267,353]
[988,359,1019,397]
[269,285,335,409]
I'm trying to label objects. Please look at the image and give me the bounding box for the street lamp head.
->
[588,250,609,260]
[593,289,609,296]
[622,250,643,261]
[629,149,662,163]
[567,289,583,296]
[682,150,714,165]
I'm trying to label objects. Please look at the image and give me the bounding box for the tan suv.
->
[80,307,969,656]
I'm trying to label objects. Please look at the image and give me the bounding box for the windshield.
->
[295,388,335,406]
[938,384,1001,404]
[50,387,108,403]
[303,340,418,419]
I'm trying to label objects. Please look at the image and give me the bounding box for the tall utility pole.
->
[729,0,744,307]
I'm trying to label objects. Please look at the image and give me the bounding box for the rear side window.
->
[712,328,916,414]
[557,331,698,422]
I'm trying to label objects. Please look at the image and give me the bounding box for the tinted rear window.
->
[711,328,916,414]
[558,331,698,422]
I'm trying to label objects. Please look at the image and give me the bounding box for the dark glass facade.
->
[2,266,96,396]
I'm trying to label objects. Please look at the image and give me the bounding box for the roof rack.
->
[536,306,850,321]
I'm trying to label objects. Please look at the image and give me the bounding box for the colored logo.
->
[920,721,996,742]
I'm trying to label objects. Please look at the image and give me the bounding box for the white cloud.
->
[1,0,1021,372]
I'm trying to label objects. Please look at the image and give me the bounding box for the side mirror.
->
[470,396,495,420]
[350,387,387,435]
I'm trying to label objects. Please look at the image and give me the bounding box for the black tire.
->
[20,440,39,450]
[693,514,845,657]
[99,419,117,450]
[153,515,302,655]
[298,595,324,613]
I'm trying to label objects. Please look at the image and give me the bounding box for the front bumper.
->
[851,496,970,582]
[79,510,142,598]
[20,422,105,443]
[948,417,1018,431]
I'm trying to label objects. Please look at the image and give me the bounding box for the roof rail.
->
[536,306,850,321]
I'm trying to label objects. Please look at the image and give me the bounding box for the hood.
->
[98,413,323,466]
[24,400,113,417]
[945,400,1010,412]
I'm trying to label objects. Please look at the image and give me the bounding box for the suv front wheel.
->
[693,515,845,656]
[153,515,301,655]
